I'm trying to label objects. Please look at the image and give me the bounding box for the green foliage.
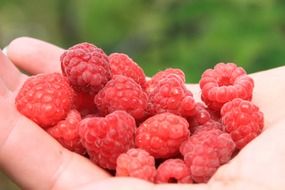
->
[0,0,285,82]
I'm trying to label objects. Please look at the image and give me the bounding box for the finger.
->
[0,50,25,91]
[0,100,109,190]
[7,37,64,74]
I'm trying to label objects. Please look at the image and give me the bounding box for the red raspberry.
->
[187,103,211,127]
[191,120,223,134]
[181,144,220,183]
[155,159,192,184]
[79,110,136,169]
[146,68,185,94]
[199,63,254,111]
[221,98,264,149]
[15,73,74,128]
[135,113,190,158]
[61,42,111,94]
[94,75,148,120]
[116,148,156,182]
[47,109,85,155]
[73,91,96,116]
[109,53,146,88]
[147,75,196,117]
[181,128,235,166]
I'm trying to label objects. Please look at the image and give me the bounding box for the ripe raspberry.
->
[191,120,223,134]
[135,113,190,158]
[221,98,264,149]
[116,148,156,182]
[199,63,254,111]
[79,110,136,169]
[181,143,220,183]
[61,42,111,94]
[47,109,85,155]
[109,53,146,88]
[147,75,196,117]
[155,159,192,184]
[181,128,235,165]
[146,68,186,94]
[187,103,211,127]
[73,91,96,116]
[15,73,74,128]
[94,75,148,120]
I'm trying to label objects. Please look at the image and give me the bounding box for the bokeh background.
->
[0,0,285,189]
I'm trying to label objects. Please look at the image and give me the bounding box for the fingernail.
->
[2,46,8,55]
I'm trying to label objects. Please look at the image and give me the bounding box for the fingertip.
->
[7,36,64,74]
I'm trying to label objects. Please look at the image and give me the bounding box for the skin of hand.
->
[0,37,285,190]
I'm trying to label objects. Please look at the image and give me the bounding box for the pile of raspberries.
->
[15,42,264,184]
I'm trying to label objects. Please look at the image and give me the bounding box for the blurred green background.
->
[0,0,285,189]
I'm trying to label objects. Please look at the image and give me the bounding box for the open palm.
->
[1,37,285,190]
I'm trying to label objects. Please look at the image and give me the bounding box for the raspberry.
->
[47,109,85,155]
[181,144,220,183]
[187,103,211,127]
[155,159,192,184]
[181,128,235,166]
[73,91,96,116]
[79,110,136,169]
[61,42,111,94]
[221,98,264,149]
[199,63,254,111]
[109,53,146,88]
[191,120,223,134]
[135,112,190,158]
[15,73,74,128]
[116,148,156,182]
[94,75,148,120]
[146,68,185,94]
[147,74,196,117]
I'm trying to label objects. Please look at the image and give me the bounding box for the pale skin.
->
[0,37,285,190]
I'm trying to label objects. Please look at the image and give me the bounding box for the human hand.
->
[1,37,285,190]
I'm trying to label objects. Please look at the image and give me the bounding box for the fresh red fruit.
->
[94,75,148,120]
[191,120,223,134]
[187,103,211,127]
[135,112,190,158]
[15,73,74,128]
[116,148,156,182]
[221,98,264,149]
[61,42,111,94]
[199,63,254,111]
[146,68,186,94]
[79,110,136,169]
[73,91,96,116]
[181,128,235,166]
[47,109,85,155]
[147,74,196,117]
[109,53,146,88]
[155,159,192,184]
[181,143,220,183]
